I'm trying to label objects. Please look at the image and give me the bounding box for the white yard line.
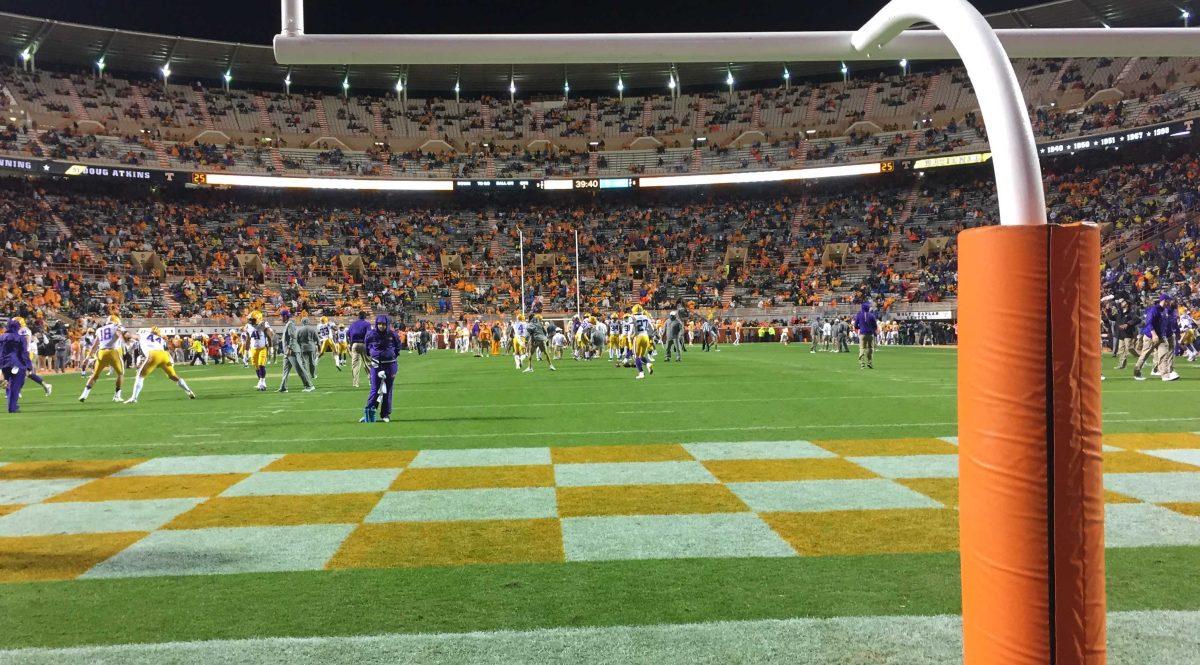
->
[0,611,1193,665]
[40,393,959,419]
[6,422,963,452]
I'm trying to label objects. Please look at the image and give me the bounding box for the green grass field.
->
[1,345,1199,663]
[5,344,1199,460]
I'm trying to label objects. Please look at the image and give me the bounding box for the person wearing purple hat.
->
[0,319,33,413]
[361,314,402,422]
[1133,293,1174,381]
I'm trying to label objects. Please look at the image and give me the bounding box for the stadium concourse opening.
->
[0,0,1199,662]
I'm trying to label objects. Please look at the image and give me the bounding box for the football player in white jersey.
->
[79,314,126,402]
[124,327,196,403]
[317,316,343,370]
[244,311,274,391]
[1179,308,1197,362]
[511,313,529,371]
[630,305,655,379]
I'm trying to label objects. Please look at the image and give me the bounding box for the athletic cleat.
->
[303,386,316,392]
[187,391,197,399]
[43,383,52,397]
[1162,371,1181,382]
[549,365,557,371]
[523,368,533,373]
[635,372,645,379]
[123,397,137,404]
[112,395,123,402]
[278,387,288,393]
[1133,371,1145,381]
[380,417,390,423]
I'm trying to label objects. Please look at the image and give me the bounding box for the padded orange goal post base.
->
[958,223,1105,665]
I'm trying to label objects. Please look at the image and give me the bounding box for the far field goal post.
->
[273,1,1200,661]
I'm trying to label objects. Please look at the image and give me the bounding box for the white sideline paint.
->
[2,611,1196,664]
[12,417,1200,453]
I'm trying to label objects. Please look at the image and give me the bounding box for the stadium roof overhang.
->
[0,0,1193,95]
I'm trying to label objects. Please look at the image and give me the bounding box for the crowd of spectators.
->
[2,139,1197,335]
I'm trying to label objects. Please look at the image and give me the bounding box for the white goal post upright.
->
[518,227,526,319]
[851,0,1044,228]
[575,229,581,319]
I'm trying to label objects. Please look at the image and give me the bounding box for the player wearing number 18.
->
[79,315,126,403]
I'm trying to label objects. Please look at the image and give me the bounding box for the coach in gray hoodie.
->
[664,311,685,362]
[297,317,320,380]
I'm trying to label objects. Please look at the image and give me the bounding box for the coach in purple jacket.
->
[1133,293,1171,381]
[362,314,402,422]
[1,319,33,413]
[854,302,878,369]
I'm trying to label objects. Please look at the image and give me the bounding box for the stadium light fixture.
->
[667,74,676,90]
[454,79,461,101]
[95,57,106,73]
[508,78,516,103]
[1184,9,1192,27]
[284,71,292,94]
[160,63,171,81]
[342,76,350,97]
[563,79,570,100]
[899,58,909,74]
[616,76,624,100]
[840,61,848,82]
[18,48,30,63]
[223,70,233,90]
[394,78,403,93]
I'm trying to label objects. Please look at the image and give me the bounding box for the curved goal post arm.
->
[851,0,1045,227]
[855,3,1105,665]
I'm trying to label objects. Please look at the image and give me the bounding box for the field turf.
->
[1,345,1199,662]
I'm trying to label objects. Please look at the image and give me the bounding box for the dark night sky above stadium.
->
[3,1,1039,43]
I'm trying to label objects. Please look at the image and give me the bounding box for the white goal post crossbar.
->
[276,0,1198,65]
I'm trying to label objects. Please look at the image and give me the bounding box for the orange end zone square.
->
[164,493,383,529]
[0,505,22,518]
[762,509,959,557]
[1163,503,1200,517]
[703,458,877,483]
[557,484,748,517]
[1103,451,1198,473]
[0,459,146,480]
[897,478,960,508]
[0,532,147,583]
[47,474,250,502]
[1103,433,1200,450]
[264,451,417,472]
[328,519,563,569]
[550,444,691,464]
[813,438,958,457]
[392,465,554,490]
